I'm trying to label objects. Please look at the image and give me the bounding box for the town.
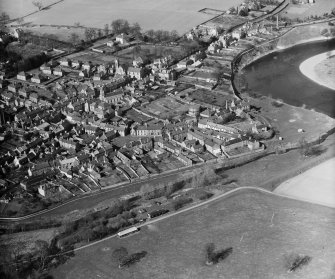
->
[0,0,290,213]
[1,0,335,278]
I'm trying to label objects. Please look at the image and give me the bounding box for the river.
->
[244,39,335,118]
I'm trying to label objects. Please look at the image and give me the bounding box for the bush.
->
[173,197,193,211]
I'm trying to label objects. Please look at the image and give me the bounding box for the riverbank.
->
[299,50,335,91]
[275,157,335,207]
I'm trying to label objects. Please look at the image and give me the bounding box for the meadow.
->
[50,190,335,279]
[7,0,243,34]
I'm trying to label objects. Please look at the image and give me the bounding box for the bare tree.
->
[35,240,49,270]
[32,1,44,11]
[104,24,109,36]
[69,32,79,45]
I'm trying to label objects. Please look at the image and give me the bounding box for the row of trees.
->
[144,29,179,43]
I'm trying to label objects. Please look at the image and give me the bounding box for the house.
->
[177,59,193,68]
[93,72,104,81]
[79,69,89,77]
[133,57,144,67]
[53,67,63,76]
[127,67,144,80]
[158,69,176,81]
[38,183,63,197]
[106,41,114,47]
[59,58,71,67]
[59,156,80,171]
[204,139,221,156]
[58,138,80,150]
[17,71,29,81]
[2,92,14,104]
[29,93,39,103]
[31,74,45,84]
[40,64,53,75]
[84,125,98,135]
[82,62,91,71]
[72,60,82,68]
[20,174,47,191]
[18,87,29,98]
[131,124,163,137]
[232,29,246,40]
[177,154,192,166]
[115,33,128,45]
[8,83,20,93]
[100,87,124,104]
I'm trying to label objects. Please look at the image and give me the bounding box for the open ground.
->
[7,0,242,34]
[50,190,335,279]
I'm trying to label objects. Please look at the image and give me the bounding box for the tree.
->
[205,243,215,264]
[104,24,109,36]
[84,28,95,41]
[69,33,79,45]
[35,240,49,270]
[111,19,130,34]
[0,12,10,32]
[170,30,179,41]
[17,17,24,25]
[112,247,128,263]
[32,1,43,11]
[130,22,141,35]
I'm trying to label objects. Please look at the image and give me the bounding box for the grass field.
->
[0,0,57,18]
[142,96,189,119]
[285,0,335,19]
[50,190,335,279]
[8,0,243,34]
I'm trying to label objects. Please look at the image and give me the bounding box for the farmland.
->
[50,190,335,279]
[8,0,243,34]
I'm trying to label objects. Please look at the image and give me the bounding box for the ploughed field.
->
[51,190,335,279]
[7,0,242,33]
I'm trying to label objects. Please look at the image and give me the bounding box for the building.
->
[53,67,63,76]
[128,67,144,80]
[17,71,29,81]
[131,125,163,137]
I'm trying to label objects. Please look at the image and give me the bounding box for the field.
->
[142,96,189,119]
[275,158,335,207]
[244,95,335,144]
[51,190,335,279]
[276,23,332,49]
[6,0,243,34]
[0,0,57,18]
[0,228,59,256]
[285,0,335,19]
[115,44,184,61]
